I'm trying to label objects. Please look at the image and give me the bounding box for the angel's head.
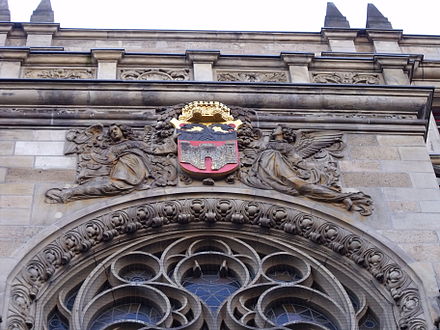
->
[272,126,285,141]
[108,123,133,142]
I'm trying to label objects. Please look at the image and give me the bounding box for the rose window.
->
[43,232,389,329]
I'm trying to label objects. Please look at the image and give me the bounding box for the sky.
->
[8,0,440,35]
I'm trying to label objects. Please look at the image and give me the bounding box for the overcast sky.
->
[8,0,440,35]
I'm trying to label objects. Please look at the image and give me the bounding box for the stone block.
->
[6,168,76,183]
[383,188,440,201]
[398,244,440,263]
[0,167,6,182]
[377,135,424,146]
[378,230,438,243]
[0,183,34,195]
[33,130,67,141]
[350,146,399,160]
[398,147,430,161]
[0,195,32,208]
[342,172,411,187]
[420,201,440,213]
[0,208,31,224]
[346,134,378,146]
[0,225,42,240]
[0,61,20,78]
[0,141,14,155]
[381,160,434,173]
[0,156,34,168]
[393,213,440,230]
[339,161,381,172]
[387,201,420,213]
[0,130,34,140]
[15,141,64,156]
[0,239,22,257]
[34,156,76,169]
[410,173,439,189]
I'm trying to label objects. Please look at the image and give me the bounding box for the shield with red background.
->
[171,101,241,178]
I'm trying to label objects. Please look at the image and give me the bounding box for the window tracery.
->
[42,233,394,329]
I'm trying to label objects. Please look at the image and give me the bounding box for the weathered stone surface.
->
[0,195,32,208]
[379,230,438,244]
[366,3,393,29]
[420,201,440,213]
[388,201,420,213]
[410,173,439,189]
[6,168,75,183]
[381,160,435,173]
[342,172,411,187]
[0,167,6,182]
[0,208,30,224]
[339,160,381,172]
[15,141,64,156]
[0,240,21,257]
[33,130,67,141]
[0,130,34,140]
[346,134,378,146]
[398,147,431,161]
[34,156,76,169]
[393,213,440,230]
[324,2,350,28]
[350,146,399,160]
[0,141,13,155]
[0,225,42,240]
[0,156,34,168]
[377,135,424,146]
[0,183,34,195]
[30,0,54,23]
[384,188,440,201]
[399,244,440,262]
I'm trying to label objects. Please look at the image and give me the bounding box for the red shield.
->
[177,123,239,177]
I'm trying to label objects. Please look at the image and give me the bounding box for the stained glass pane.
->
[360,309,380,329]
[120,264,154,282]
[89,302,162,330]
[267,300,339,330]
[48,310,68,330]
[182,266,241,312]
[266,265,301,282]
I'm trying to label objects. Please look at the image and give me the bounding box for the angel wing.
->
[293,130,344,159]
[64,124,104,155]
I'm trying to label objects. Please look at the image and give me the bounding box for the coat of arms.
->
[171,101,242,178]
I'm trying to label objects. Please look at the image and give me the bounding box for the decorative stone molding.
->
[312,72,381,84]
[216,71,288,83]
[119,68,190,81]
[6,193,428,329]
[23,68,94,79]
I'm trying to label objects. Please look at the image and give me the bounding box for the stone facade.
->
[1,1,440,330]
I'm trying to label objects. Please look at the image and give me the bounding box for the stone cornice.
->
[21,22,59,35]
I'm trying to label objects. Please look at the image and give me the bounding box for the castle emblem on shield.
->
[171,101,242,178]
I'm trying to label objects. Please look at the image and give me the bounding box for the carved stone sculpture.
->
[23,69,94,79]
[217,71,288,83]
[238,124,373,215]
[120,68,190,81]
[312,72,380,84]
[45,122,177,203]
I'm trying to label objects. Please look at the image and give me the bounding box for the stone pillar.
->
[321,29,358,53]
[22,23,59,47]
[0,48,29,78]
[366,30,402,54]
[281,52,314,83]
[186,50,220,81]
[375,55,410,85]
[91,49,125,80]
[0,22,13,46]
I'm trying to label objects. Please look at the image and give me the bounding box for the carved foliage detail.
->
[7,197,426,329]
[120,68,190,81]
[217,71,288,82]
[23,69,94,79]
[312,72,381,84]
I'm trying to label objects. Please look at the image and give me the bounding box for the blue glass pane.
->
[182,268,241,312]
[65,287,80,311]
[267,301,338,330]
[48,310,68,330]
[360,310,379,329]
[90,302,162,330]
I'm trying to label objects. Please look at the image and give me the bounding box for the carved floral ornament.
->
[45,101,373,216]
[312,72,381,84]
[6,194,427,329]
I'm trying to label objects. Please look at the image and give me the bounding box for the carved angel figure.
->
[46,123,177,203]
[240,126,373,215]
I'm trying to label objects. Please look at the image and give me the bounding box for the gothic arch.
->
[4,188,430,329]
